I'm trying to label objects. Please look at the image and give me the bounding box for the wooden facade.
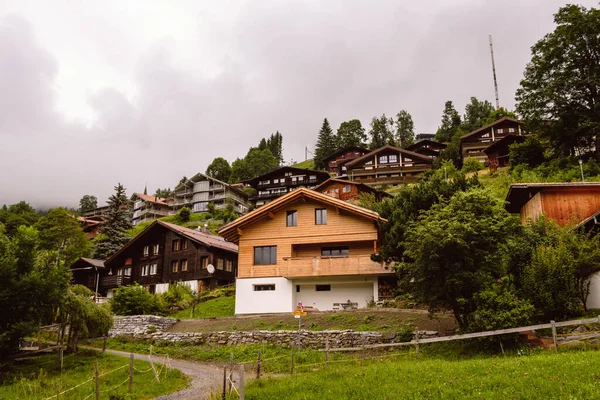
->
[404,140,446,159]
[483,135,527,170]
[505,183,600,226]
[344,145,433,186]
[322,146,369,176]
[460,117,524,165]
[314,178,392,203]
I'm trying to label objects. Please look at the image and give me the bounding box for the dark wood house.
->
[460,117,524,165]
[344,145,433,186]
[483,134,527,169]
[322,146,369,176]
[69,257,110,296]
[314,178,392,203]
[245,166,330,207]
[404,139,446,159]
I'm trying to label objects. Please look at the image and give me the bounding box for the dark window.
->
[181,259,188,272]
[171,260,179,272]
[296,285,300,293]
[286,210,298,227]
[200,257,208,268]
[254,246,277,265]
[379,155,388,164]
[181,240,188,250]
[217,258,224,270]
[172,239,180,251]
[143,246,149,257]
[254,284,275,291]
[316,284,331,292]
[321,247,349,257]
[315,208,327,225]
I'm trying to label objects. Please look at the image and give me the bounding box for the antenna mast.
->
[489,35,500,109]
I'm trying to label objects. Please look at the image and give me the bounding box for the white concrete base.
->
[587,272,600,309]
[235,277,294,314]
[155,283,170,294]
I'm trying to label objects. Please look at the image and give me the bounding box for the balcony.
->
[280,255,392,278]
[349,164,430,176]
[100,275,132,288]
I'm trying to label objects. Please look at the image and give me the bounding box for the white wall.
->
[294,278,377,311]
[587,272,600,309]
[155,283,170,294]
[235,277,294,314]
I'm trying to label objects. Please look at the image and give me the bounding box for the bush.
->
[178,207,191,222]
[157,283,194,313]
[110,284,163,316]
[461,157,484,173]
[509,137,546,168]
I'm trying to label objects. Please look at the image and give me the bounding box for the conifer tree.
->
[266,131,284,165]
[314,118,336,170]
[395,110,415,147]
[368,114,395,150]
[94,183,132,259]
[435,101,462,143]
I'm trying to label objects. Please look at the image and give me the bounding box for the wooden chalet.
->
[483,134,528,169]
[314,178,392,203]
[322,146,369,176]
[404,139,446,159]
[244,166,330,207]
[218,188,395,314]
[69,257,108,296]
[77,216,102,240]
[460,117,524,165]
[131,193,170,226]
[344,145,433,186]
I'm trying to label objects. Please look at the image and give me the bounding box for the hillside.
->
[292,158,315,170]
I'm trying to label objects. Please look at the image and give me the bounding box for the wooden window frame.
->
[149,263,157,275]
[217,258,224,270]
[152,244,159,255]
[286,210,298,227]
[321,246,349,257]
[254,284,275,291]
[143,245,149,257]
[181,259,188,272]
[200,257,208,269]
[315,208,327,225]
[172,239,180,251]
[253,246,277,265]
[171,260,179,273]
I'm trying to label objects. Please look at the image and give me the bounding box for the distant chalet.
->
[460,117,524,165]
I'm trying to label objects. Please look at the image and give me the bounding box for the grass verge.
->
[171,295,235,319]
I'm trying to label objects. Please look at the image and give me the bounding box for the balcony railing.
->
[280,255,392,278]
[256,178,320,188]
[100,275,132,288]
[349,164,430,176]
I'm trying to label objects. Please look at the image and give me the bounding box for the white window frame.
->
[150,263,157,275]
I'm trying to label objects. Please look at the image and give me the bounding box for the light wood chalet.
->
[344,145,433,186]
[218,188,395,314]
[460,117,524,165]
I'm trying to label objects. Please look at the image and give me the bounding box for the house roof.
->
[243,166,330,187]
[505,182,600,213]
[173,172,248,198]
[344,145,432,168]
[313,178,392,198]
[70,257,106,271]
[460,117,523,141]
[218,187,387,243]
[132,193,168,205]
[482,134,528,155]
[405,139,447,151]
[322,146,369,163]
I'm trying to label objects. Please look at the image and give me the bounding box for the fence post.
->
[325,337,329,370]
[148,354,160,382]
[415,330,420,354]
[222,367,227,400]
[239,364,245,400]
[129,353,134,393]
[551,320,558,352]
[290,346,295,375]
[228,352,234,392]
[95,361,100,400]
[256,349,261,379]
[102,337,107,354]
[59,347,64,372]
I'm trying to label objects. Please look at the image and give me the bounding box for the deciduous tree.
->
[368,114,395,150]
[395,110,415,147]
[0,201,39,237]
[154,188,172,199]
[461,97,495,133]
[336,119,367,149]
[78,195,98,214]
[206,157,232,182]
[434,101,461,143]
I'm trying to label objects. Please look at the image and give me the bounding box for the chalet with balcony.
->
[404,139,446,159]
[131,193,171,226]
[314,178,392,204]
[245,166,330,207]
[322,146,369,176]
[218,188,395,314]
[344,145,433,186]
[483,134,528,170]
[69,257,108,295]
[460,117,524,165]
[170,173,249,215]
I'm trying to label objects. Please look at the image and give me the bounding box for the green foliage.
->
[0,201,40,237]
[207,198,238,224]
[110,284,162,316]
[314,118,337,170]
[461,157,484,173]
[153,188,172,199]
[336,119,367,149]
[205,157,232,182]
[368,114,395,150]
[509,136,546,168]
[94,183,132,259]
[434,100,461,143]
[356,192,378,211]
[266,131,284,165]
[516,4,600,158]
[178,206,191,222]
[171,295,236,319]
[461,97,495,133]
[292,159,315,170]
[482,107,517,125]
[77,194,98,214]
[394,110,415,147]
[158,283,194,314]
[230,148,279,183]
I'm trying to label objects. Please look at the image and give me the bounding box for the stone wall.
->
[109,315,178,337]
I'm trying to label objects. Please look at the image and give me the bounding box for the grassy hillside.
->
[293,159,315,170]
[171,295,235,319]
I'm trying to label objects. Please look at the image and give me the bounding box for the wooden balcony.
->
[349,164,430,176]
[280,255,392,278]
[100,275,132,288]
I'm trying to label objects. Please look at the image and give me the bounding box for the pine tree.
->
[368,114,395,150]
[314,118,336,170]
[336,119,367,149]
[435,101,462,143]
[266,131,284,165]
[94,183,132,259]
[395,110,415,147]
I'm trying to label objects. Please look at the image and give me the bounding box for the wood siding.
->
[541,188,600,226]
[461,120,522,164]
[520,192,543,224]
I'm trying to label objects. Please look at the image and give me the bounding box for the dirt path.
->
[100,348,224,400]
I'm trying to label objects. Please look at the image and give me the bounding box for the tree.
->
[78,195,98,214]
[368,114,395,150]
[110,283,162,316]
[229,148,278,183]
[0,201,39,237]
[313,118,337,170]
[395,110,415,147]
[482,107,517,125]
[461,97,495,133]
[336,119,367,149]
[206,157,232,182]
[267,131,284,165]
[35,207,92,266]
[516,4,600,159]
[509,137,546,168]
[93,183,132,259]
[154,188,172,199]
[434,101,461,143]
[399,189,521,330]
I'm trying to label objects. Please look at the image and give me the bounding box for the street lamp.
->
[579,159,585,182]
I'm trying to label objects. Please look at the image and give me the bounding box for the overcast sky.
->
[0,0,596,209]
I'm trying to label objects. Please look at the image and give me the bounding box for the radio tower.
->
[489,35,500,110]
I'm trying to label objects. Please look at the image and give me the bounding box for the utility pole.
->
[489,35,500,110]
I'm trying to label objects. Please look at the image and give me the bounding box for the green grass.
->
[242,347,600,399]
[292,159,315,170]
[0,350,188,400]
[171,295,235,319]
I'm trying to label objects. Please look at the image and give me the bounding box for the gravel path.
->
[101,348,225,400]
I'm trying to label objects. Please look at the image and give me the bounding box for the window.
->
[321,247,349,256]
[254,284,275,291]
[171,260,179,273]
[181,240,188,250]
[143,246,149,257]
[285,172,292,176]
[254,246,277,265]
[225,260,233,272]
[141,265,149,276]
[497,128,504,134]
[315,208,327,225]
[124,267,132,276]
[343,185,351,193]
[181,259,188,272]
[217,258,224,270]
[152,244,159,255]
[200,257,208,268]
[172,239,180,251]
[296,285,300,292]
[273,179,279,184]
[509,127,515,133]
[389,154,398,163]
[149,263,157,275]
[316,284,331,292]
[482,133,490,138]
[379,155,388,164]
[286,210,298,227]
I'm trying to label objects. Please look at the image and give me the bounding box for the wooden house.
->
[77,216,102,240]
[218,188,395,314]
[404,139,446,159]
[244,166,330,207]
[460,117,524,165]
[344,145,433,186]
[131,193,171,226]
[483,135,528,169]
[69,257,108,296]
[314,178,392,203]
[322,146,369,176]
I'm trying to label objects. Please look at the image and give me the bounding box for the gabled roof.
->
[345,145,432,168]
[131,193,168,205]
[174,172,248,198]
[482,134,528,155]
[505,182,600,213]
[243,166,330,187]
[218,187,387,243]
[322,146,369,162]
[313,178,393,198]
[460,117,523,141]
[70,257,106,270]
[405,139,447,151]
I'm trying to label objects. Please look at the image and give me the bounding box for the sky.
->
[0,0,596,209]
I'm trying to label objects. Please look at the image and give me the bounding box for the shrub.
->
[509,136,546,168]
[461,157,484,173]
[157,283,194,313]
[110,284,163,316]
[178,207,191,222]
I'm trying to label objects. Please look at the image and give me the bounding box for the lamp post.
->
[579,159,585,182]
